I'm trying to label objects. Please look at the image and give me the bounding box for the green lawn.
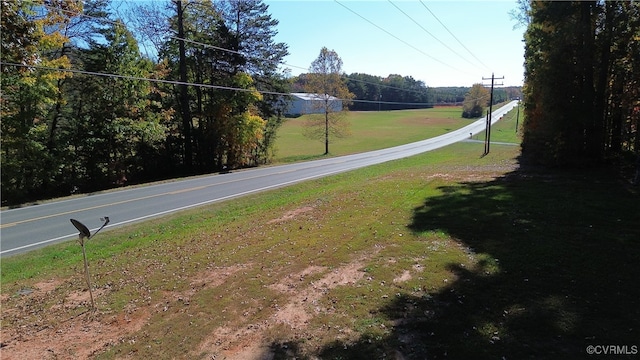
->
[5,105,637,359]
[274,107,475,162]
[3,139,638,359]
[472,102,523,144]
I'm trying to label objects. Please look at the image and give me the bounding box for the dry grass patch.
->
[2,158,486,359]
[6,144,633,359]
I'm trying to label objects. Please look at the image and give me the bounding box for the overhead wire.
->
[27,2,482,107]
[386,0,481,71]
[40,2,442,102]
[3,61,492,107]
[418,0,492,72]
[44,3,298,69]
[333,0,473,76]
[0,61,288,95]
[45,0,487,88]
[44,1,473,101]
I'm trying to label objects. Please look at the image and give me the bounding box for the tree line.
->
[520,1,640,166]
[1,0,289,205]
[344,73,432,111]
[1,0,526,206]
[292,73,521,112]
[460,84,522,119]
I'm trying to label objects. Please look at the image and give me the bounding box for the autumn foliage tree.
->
[304,47,354,155]
[521,1,640,166]
[461,83,489,118]
[1,0,77,201]
[0,0,289,205]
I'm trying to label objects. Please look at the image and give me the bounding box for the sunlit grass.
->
[274,106,475,162]
[2,105,636,359]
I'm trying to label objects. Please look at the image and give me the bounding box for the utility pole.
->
[482,73,504,155]
[515,99,520,133]
[484,110,490,154]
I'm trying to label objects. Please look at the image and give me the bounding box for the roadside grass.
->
[2,136,638,359]
[274,106,473,162]
[3,106,639,359]
[472,102,522,144]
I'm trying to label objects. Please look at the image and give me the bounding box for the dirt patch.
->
[194,257,370,359]
[1,303,149,360]
[267,206,314,224]
[267,265,325,293]
[393,270,412,283]
[2,259,335,359]
[0,264,250,360]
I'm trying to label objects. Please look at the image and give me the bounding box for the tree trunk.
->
[580,1,599,160]
[609,74,624,153]
[594,2,615,155]
[177,1,193,171]
[324,103,329,155]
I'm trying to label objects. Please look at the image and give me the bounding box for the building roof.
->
[290,93,340,101]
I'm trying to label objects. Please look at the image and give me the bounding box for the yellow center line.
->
[0,165,315,229]
[0,192,166,229]
[168,185,208,195]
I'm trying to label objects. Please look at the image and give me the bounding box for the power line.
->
[386,0,481,71]
[0,61,288,96]
[25,3,486,106]
[418,0,492,72]
[41,2,454,99]
[333,0,473,76]
[43,3,304,70]
[3,61,481,107]
[43,2,479,101]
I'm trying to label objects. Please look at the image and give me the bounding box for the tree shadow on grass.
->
[272,166,640,359]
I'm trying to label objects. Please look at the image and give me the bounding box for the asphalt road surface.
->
[0,101,518,256]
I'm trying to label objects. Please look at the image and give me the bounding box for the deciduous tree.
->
[69,21,170,190]
[216,0,290,164]
[304,47,354,155]
[521,1,639,166]
[461,83,489,118]
[1,0,77,203]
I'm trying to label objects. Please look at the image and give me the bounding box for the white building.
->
[286,93,343,116]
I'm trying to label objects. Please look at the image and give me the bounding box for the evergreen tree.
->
[68,21,169,190]
[216,0,290,164]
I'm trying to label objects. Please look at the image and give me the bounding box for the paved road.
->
[0,101,518,256]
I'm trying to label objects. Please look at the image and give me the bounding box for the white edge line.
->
[0,168,349,255]
[1,102,519,255]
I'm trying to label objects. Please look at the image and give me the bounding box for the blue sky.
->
[265,0,525,87]
[109,1,525,88]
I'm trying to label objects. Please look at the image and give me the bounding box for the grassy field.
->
[2,107,639,359]
[472,102,523,144]
[274,106,473,162]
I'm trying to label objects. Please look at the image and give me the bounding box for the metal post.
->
[70,217,109,311]
[515,100,520,133]
[80,242,94,309]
